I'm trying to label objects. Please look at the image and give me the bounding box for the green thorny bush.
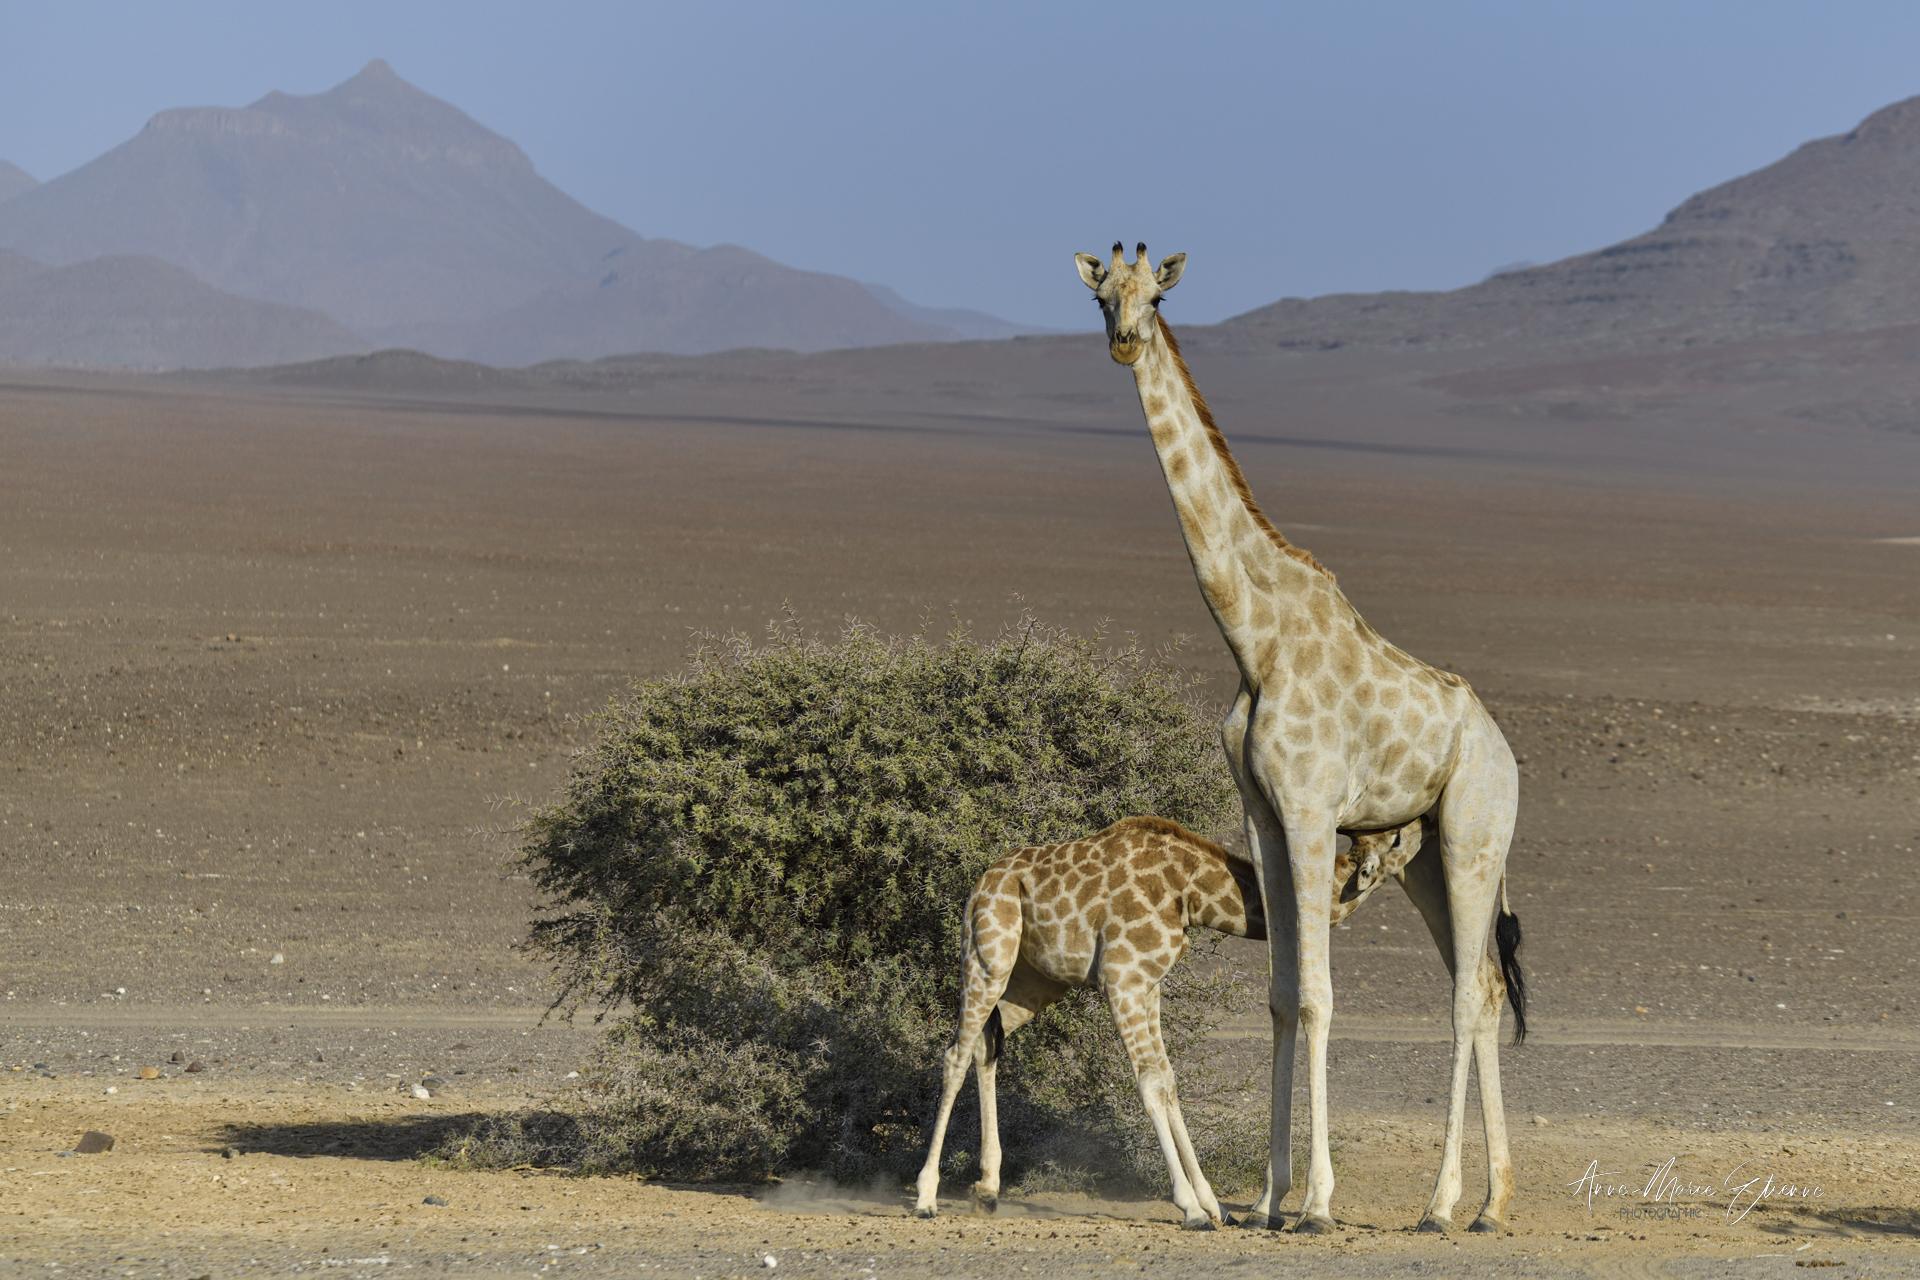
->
[462,616,1263,1190]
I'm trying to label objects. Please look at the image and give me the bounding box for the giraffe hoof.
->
[1181,1215,1216,1232]
[914,1206,937,1220]
[1291,1214,1335,1235]
[969,1187,999,1214]
[1234,1210,1278,1230]
[1468,1215,1504,1234]
[1416,1214,1452,1234]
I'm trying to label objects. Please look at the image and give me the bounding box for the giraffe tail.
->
[1494,876,1527,1045]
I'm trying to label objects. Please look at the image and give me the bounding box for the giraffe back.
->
[969,817,1263,990]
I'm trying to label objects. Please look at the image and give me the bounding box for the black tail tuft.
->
[1496,909,1528,1045]
[983,1005,1005,1064]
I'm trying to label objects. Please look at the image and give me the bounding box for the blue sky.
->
[6,1,1920,328]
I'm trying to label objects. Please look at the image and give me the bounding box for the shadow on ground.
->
[213,1111,574,1163]
[1761,1205,1920,1239]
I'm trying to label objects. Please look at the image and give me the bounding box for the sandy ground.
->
[5,1067,1917,1278]
[2,353,1918,1274]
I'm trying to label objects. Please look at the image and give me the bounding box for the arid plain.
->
[3,324,1919,1276]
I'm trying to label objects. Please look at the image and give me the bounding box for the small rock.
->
[73,1131,115,1154]
[315,1051,326,1063]
[169,1051,185,1064]
[269,953,285,966]
[1532,1115,1550,1127]
[420,1075,447,1089]
[185,1060,205,1074]
[423,1194,448,1207]
[104,1086,117,1095]
[411,1083,433,1100]
[222,1146,241,1160]
[763,1256,778,1270]
[136,1065,161,1080]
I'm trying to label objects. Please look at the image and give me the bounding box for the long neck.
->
[1131,322,1326,670]
[1188,854,1266,940]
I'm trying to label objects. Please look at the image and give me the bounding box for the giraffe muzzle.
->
[1109,333,1143,365]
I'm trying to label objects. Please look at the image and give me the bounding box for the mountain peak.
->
[1843,94,1920,145]
[317,57,439,107]
[0,160,37,204]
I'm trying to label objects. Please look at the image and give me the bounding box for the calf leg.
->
[972,962,1066,1211]
[915,910,1017,1218]
[1107,981,1216,1230]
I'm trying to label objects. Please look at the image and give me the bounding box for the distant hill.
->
[1221,95,1920,354]
[0,161,35,205]
[0,61,1035,364]
[224,347,526,392]
[0,248,43,287]
[437,243,960,363]
[860,282,1054,342]
[0,254,364,369]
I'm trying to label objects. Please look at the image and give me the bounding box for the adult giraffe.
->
[1074,242,1527,1234]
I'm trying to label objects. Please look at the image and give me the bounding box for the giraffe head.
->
[1075,242,1186,365]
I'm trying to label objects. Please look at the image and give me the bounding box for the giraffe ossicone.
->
[912,817,1263,1229]
[1075,244,1528,1233]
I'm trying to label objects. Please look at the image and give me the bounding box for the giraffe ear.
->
[1155,253,1187,291]
[1074,252,1106,290]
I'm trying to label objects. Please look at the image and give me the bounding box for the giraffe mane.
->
[1105,815,1231,860]
[1157,321,1332,581]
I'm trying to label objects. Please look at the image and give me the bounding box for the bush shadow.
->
[213,1111,533,1162]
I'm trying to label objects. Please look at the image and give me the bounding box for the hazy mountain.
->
[437,243,962,363]
[0,248,43,287]
[860,282,1054,342]
[0,161,35,205]
[0,254,364,369]
[0,61,1035,363]
[0,61,635,335]
[1222,95,1920,354]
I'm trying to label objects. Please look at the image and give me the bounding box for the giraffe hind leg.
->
[914,885,1020,1219]
[1411,733,1519,1233]
[972,961,1066,1211]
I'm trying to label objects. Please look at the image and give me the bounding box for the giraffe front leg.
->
[1107,982,1214,1231]
[1244,914,1300,1230]
[1283,815,1339,1234]
[1162,1056,1226,1225]
[1225,700,1296,1230]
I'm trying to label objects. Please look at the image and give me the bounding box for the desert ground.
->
[2,331,1918,1276]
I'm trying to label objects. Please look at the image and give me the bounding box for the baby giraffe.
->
[913,816,1264,1229]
